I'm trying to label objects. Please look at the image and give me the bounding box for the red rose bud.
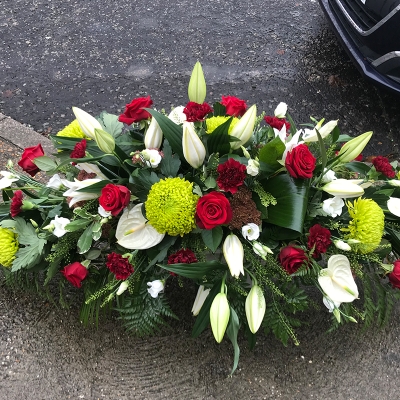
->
[118,96,153,125]
[61,262,88,288]
[99,184,131,217]
[17,144,45,177]
[221,95,247,117]
[279,245,309,275]
[285,144,316,179]
[217,158,247,194]
[196,192,232,230]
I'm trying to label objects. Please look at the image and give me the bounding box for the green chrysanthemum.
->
[56,119,87,138]
[0,227,18,267]
[206,116,239,134]
[342,198,384,254]
[145,177,199,236]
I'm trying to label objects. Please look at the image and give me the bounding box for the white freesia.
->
[322,196,344,217]
[75,163,108,180]
[282,130,304,162]
[117,281,129,296]
[387,197,400,217]
[223,234,244,278]
[323,296,341,312]
[182,121,206,168]
[246,159,260,176]
[302,120,338,142]
[229,104,257,150]
[245,284,266,334]
[147,280,165,298]
[141,149,162,168]
[61,178,102,207]
[144,117,163,149]
[52,215,71,237]
[334,240,351,251]
[322,179,364,199]
[98,205,112,218]
[168,106,187,125]
[116,204,165,250]
[241,223,260,241]
[46,174,63,190]
[0,171,19,189]
[274,102,287,118]
[318,255,359,303]
[321,168,337,183]
[72,107,102,139]
[191,285,211,316]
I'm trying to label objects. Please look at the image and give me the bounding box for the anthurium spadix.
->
[72,107,102,139]
[223,234,244,278]
[188,61,206,104]
[144,117,163,149]
[210,292,230,343]
[94,128,115,154]
[322,179,364,199]
[318,255,359,303]
[245,284,266,334]
[338,131,373,163]
[229,104,257,150]
[182,121,206,168]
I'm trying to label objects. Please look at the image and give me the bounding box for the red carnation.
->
[168,248,198,265]
[307,224,332,258]
[264,116,291,131]
[10,190,23,217]
[70,139,87,163]
[221,96,247,117]
[389,260,400,289]
[372,156,396,178]
[279,245,309,275]
[285,144,316,179]
[61,262,88,288]
[217,158,247,194]
[119,96,153,125]
[106,253,134,280]
[183,102,213,122]
[17,144,45,177]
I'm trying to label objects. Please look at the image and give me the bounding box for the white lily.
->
[144,117,163,149]
[282,130,304,162]
[274,102,287,118]
[241,223,260,241]
[273,124,287,143]
[94,128,115,154]
[52,215,71,237]
[168,106,187,125]
[322,196,344,217]
[322,179,364,199]
[318,255,359,303]
[387,197,400,217]
[116,204,165,250]
[191,285,211,316]
[61,178,102,207]
[302,120,338,142]
[0,171,19,189]
[72,107,102,139]
[147,280,165,298]
[229,104,257,150]
[223,234,244,278]
[75,163,108,180]
[182,121,206,168]
[245,284,266,334]
[46,174,63,190]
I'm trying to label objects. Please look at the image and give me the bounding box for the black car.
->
[318,0,400,95]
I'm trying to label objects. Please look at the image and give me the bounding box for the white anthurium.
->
[241,223,260,241]
[337,131,373,163]
[141,149,162,168]
[72,107,102,139]
[318,255,359,303]
[168,106,187,125]
[98,205,112,218]
[387,197,400,217]
[46,174,63,190]
[182,121,206,168]
[51,215,71,237]
[246,159,260,176]
[322,196,344,218]
[147,280,165,298]
[0,171,19,189]
[245,284,266,334]
[191,285,211,316]
[323,296,341,312]
[302,120,338,142]
[144,117,163,149]
[321,168,337,183]
[282,130,304,162]
[61,178,102,207]
[117,281,129,296]
[274,102,288,118]
[75,163,108,180]
[334,240,352,251]
[115,204,165,250]
[322,179,364,199]
[229,104,257,150]
[223,234,244,278]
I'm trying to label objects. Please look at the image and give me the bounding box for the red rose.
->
[10,190,23,217]
[70,139,87,162]
[221,96,247,117]
[106,252,134,280]
[372,156,396,178]
[99,184,131,216]
[217,158,247,194]
[279,246,309,275]
[168,248,198,264]
[196,192,232,230]
[183,102,213,122]
[264,116,291,131]
[61,262,88,288]
[307,224,331,258]
[17,144,45,177]
[119,96,153,124]
[285,144,316,179]
[389,261,400,289]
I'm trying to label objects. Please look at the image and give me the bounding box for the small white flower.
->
[323,296,341,312]
[241,223,260,241]
[147,280,165,298]
[246,159,260,176]
[98,205,112,218]
[0,171,19,189]
[387,197,400,217]
[274,102,287,119]
[334,240,351,251]
[117,281,129,296]
[322,196,345,218]
[141,149,162,168]
[321,168,337,183]
[52,215,71,237]
[46,174,63,190]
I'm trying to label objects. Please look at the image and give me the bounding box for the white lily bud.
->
[188,62,207,104]
[117,281,129,296]
[144,117,163,149]
[191,285,211,316]
[274,102,287,119]
[94,128,115,154]
[223,234,244,278]
[338,131,373,163]
[182,121,206,168]
[229,104,257,150]
[252,241,273,260]
[322,179,364,199]
[245,284,266,333]
[72,107,102,139]
[334,240,351,251]
[210,293,230,343]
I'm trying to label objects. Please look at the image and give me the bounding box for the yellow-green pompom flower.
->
[145,177,199,236]
[0,227,18,267]
[56,119,87,139]
[342,198,384,253]
[206,116,239,134]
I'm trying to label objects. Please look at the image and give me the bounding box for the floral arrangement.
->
[1,62,400,374]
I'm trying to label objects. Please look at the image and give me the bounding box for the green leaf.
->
[47,204,63,219]
[159,260,226,279]
[146,235,177,270]
[226,307,240,376]
[77,223,94,254]
[344,161,371,175]
[201,226,223,253]
[315,128,327,173]
[44,256,63,285]
[258,136,285,166]
[207,117,233,155]
[33,156,58,171]
[73,207,94,219]
[136,169,160,191]
[331,126,340,143]
[98,111,124,137]
[11,245,45,272]
[160,139,181,177]
[76,180,110,193]
[213,102,226,117]
[65,219,91,232]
